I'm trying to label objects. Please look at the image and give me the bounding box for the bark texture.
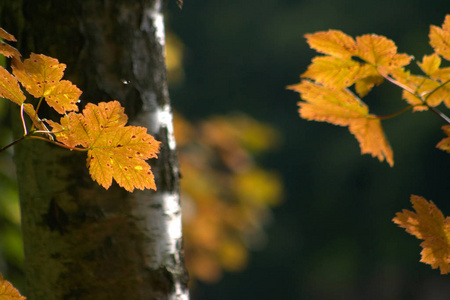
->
[2,1,189,299]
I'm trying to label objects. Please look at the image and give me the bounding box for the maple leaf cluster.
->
[0,28,160,192]
[289,15,450,166]
[289,14,450,275]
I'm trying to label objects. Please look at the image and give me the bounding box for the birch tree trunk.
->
[2,1,189,299]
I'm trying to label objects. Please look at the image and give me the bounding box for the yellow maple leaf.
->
[301,56,362,89]
[288,80,393,166]
[429,15,450,61]
[0,274,26,300]
[356,34,412,71]
[304,30,357,59]
[418,53,441,75]
[0,66,25,105]
[393,195,450,274]
[47,101,160,192]
[12,53,81,113]
[354,65,384,97]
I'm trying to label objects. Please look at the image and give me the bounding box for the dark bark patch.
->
[43,198,69,234]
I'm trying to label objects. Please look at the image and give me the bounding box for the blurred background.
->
[1,0,450,299]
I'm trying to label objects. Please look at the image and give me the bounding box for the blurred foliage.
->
[175,112,283,282]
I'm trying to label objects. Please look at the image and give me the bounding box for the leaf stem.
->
[374,105,414,120]
[20,103,27,135]
[31,96,44,131]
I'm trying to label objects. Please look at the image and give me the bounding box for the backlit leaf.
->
[348,117,393,167]
[0,27,20,59]
[436,125,450,153]
[418,53,441,75]
[0,28,16,42]
[304,30,357,59]
[0,43,21,60]
[0,274,26,299]
[288,80,393,166]
[356,34,412,73]
[0,66,25,105]
[43,80,81,114]
[12,53,65,97]
[301,56,362,88]
[288,80,368,125]
[12,53,79,114]
[429,15,450,61]
[47,101,160,192]
[393,195,450,274]
[354,65,384,97]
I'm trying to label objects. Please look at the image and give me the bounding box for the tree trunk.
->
[2,1,189,299]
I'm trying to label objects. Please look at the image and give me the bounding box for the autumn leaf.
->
[0,28,21,59]
[0,43,21,60]
[0,274,26,300]
[0,28,16,42]
[393,195,450,274]
[12,53,81,113]
[302,31,411,96]
[356,34,412,71]
[0,66,25,105]
[47,101,160,192]
[288,80,393,165]
[429,15,450,61]
[418,53,441,75]
[301,56,362,89]
[304,30,357,59]
[436,125,450,153]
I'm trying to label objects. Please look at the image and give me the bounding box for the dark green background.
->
[166,1,450,299]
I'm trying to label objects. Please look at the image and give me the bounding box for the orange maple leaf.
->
[0,66,25,105]
[393,195,450,274]
[429,15,450,61]
[288,80,393,166]
[12,53,81,114]
[0,274,26,300]
[436,125,450,153]
[355,34,412,72]
[0,28,21,59]
[47,101,161,192]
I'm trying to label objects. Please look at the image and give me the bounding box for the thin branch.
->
[428,106,450,125]
[374,105,414,120]
[380,71,450,125]
[381,72,416,95]
[0,135,26,153]
[27,135,87,151]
